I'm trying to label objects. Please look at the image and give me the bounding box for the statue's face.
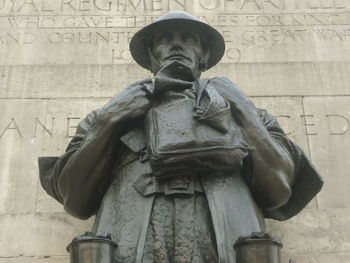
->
[149,27,208,74]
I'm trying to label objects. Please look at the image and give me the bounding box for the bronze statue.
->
[39,11,323,263]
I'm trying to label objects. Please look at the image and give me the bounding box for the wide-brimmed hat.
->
[129,11,225,71]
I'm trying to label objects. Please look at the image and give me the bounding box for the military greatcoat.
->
[39,77,322,263]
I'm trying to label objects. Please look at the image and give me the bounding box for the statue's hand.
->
[100,78,154,123]
[222,82,257,121]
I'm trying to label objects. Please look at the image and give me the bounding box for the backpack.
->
[145,76,249,179]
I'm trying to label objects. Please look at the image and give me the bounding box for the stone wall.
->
[0,0,349,262]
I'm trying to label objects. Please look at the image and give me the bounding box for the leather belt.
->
[133,173,204,197]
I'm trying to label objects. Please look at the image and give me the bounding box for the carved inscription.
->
[1,113,349,140]
[0,0,349,13]
[0,0,349,64]
[0,116,82,139]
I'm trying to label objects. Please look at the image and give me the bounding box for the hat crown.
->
[156,11,199,23]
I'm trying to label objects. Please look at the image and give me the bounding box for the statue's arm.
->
[256,110,323,220]
[213,77,322,218]
[38,79,153,219]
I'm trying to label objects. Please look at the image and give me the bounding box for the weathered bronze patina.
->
[39,11,323,263]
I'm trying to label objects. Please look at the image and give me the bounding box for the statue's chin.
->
[161,57,194,69]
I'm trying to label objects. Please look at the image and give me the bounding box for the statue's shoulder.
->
[203,76,282,132]
[205,76,237,88]
[76,108,102,133]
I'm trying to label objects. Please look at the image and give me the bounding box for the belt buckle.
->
[164,176,194,195]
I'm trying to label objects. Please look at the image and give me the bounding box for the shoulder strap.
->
[195,78,210,112]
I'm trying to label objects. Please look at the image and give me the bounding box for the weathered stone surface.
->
[251,96,309,152]
[36,98,108,213]
[0,257,68,263]
[0,213,93,257]
[0,0,348,261]
[267,208,350,255]
[282,253,350,263]
[1,3,350,65]
[303,96,350,209]
[1,63,350,99]
[0,100,47,214]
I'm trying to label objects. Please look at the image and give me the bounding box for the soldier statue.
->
[39,11,323,263]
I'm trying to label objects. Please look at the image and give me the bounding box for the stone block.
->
[0,64,149,99]
[0,99,47,214]
[0,213,93,257]
[206,62,350,96]
[303,96,350,209]
[267,208,350,255]
[282,253,350,263]
[251,96,309,153]
[35,98,109,213]
[0,10,350,65]
[0,257,68,263]
[2,63,350,100]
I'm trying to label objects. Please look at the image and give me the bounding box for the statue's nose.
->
[169,32,184,51]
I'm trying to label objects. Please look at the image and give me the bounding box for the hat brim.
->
[129,18,225,71]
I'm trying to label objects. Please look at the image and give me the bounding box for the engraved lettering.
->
[61,0,76,11]
[112,48,132,62]
[0,118,23,138]
[256,15,270,26]
[257,30,268,42]
[66,117,80,138]
[17,0,39,12]
[61,32,74,43]
[34,117,55,137]
[4,33,19,44]
[79,0,90,11]
[151,0,162,10]
[169,0,186,9]
[264,0,281,9]
[0,31,37,44]
[48,32,60,44]
[41,0,53,12]
[121,0,146,11]
[291,14,304,25]
[8,17,22,28]
[272,15,283,25]
[222,30,232,42]
[63,16,76,27]
[47,31,126,45]
[308,14,327,25]
[301,114,317,135]
[9,0,17,12]
[326,114,349,135]
[40,17,55,27]
[199,0,220,10]
[226,47,241,62]
[94,0,112,10]
[240,0,262,10]
[314,29,346,41]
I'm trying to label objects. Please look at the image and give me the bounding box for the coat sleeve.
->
[38,109,103,206]
[257,109,323,220]
[211,76,323,221]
